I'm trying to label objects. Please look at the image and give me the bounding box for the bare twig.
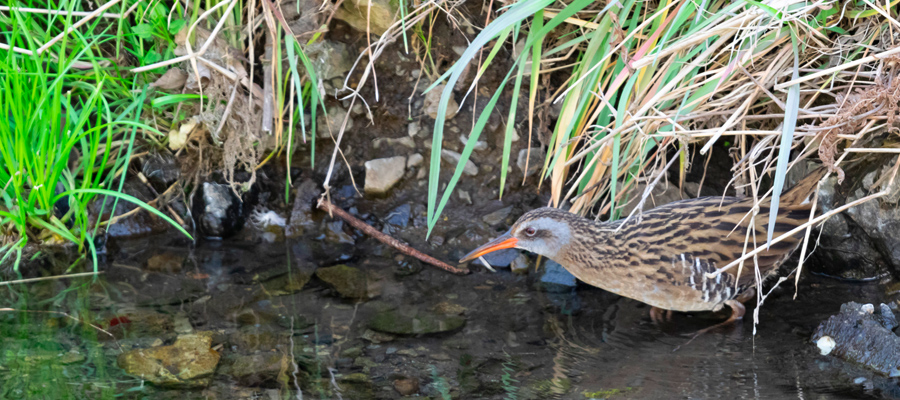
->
[317,199,469,275]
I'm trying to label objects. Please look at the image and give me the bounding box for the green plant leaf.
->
[133,23,154,40]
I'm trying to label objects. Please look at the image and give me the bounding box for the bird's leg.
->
[649,307,673,324]
[673,300,746,352]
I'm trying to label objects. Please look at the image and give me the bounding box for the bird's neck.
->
[555,215,624,272]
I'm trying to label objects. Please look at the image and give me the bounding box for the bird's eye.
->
[524,227,536,236]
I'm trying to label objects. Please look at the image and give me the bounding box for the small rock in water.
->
[440,150,478,176]
[364,156,407,195]
[482,206,513,225]
[471,248,519,268]
[286,179,321,237]
[369,307,466,335]
[361,329,395,343]
[316,264,368,299]
[230,353,291,387]
[394,377,420,396]
[816,336,836,355]
[511,253,530,274]
[146,253,184,273]
[324,221,354,244]
[540,261,577,292]
[117,332,220,388]
[383,204,411,227]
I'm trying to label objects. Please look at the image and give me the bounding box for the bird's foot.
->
[649,307,673,324]
[673,300,745,352]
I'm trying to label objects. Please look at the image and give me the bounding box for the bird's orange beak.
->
[459,231,518,263]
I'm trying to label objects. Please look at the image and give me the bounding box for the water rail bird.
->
[461,168,827,326]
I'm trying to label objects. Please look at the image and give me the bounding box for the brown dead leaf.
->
[150,68,188,90]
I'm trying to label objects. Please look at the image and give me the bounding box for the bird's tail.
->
[781,166,827,205]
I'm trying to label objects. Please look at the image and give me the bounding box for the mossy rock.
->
[369,308,466,335]
[316,265,367,299]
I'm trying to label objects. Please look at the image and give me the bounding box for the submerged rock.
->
[117,332,220,388]
[812,302,900,377]
[230,353,291,387]
[316,264,368,299]
[368,307,466,335]
[286,179,321,237]
[364,156,407,195]
[540,261,577,293]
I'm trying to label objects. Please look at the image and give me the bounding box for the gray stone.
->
[517,148,543,178]
[304,40,353,81]
[440,150,478,176]
[364,156,407,195]
[424,84,458,120]
[317,105,353,139]
[459,135,488,151]
[511,253,530,273]
[482,206,513,225]
[471,248,519,267]
[374,136,415,149]
[408,121,421,137]
[407,153,424,168]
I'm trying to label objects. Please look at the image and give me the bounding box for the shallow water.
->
[1,234,898,399]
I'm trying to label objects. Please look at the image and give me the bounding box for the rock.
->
[394,377,420,395]
[424,84,458,120]
[812,302,900,376]
[440,150,478,176]
[407,153,424,168]
[364,156,407,195]
[792,161,894,278]
[197,182,244,238]
[482,206,513,226]
[286,179,321,237]
[368,308,466,335]
[517,148,543,178]
[117,332,220,388]
[471,248,519,268]
[324,221,355,244]
[145,252,184,273]
[458,190,472,204]
[361,329,395,343]
[142,152,181,188]
[304,40,353,81]
[317,105,353,139]
[316,265,368,299]
[408,121,421,137]
[334,0,397,35]
[338,373,375,399]
[374,136,416,149]
[510,253,530,274]
[384,204,411,227]
[540,261,577,292]
[230,353,290,387]
[459,135,488,151]
[432,302,465,316]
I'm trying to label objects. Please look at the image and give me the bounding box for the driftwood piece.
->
[317,199,469,275]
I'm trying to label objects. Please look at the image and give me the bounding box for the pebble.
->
[440,150,478,176]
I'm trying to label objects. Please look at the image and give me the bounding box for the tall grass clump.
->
[423,0,892,236]
[0,4,189,271]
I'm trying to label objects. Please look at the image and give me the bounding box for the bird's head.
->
[459,208,576,263]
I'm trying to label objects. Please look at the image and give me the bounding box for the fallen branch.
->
[317,199,469,275]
